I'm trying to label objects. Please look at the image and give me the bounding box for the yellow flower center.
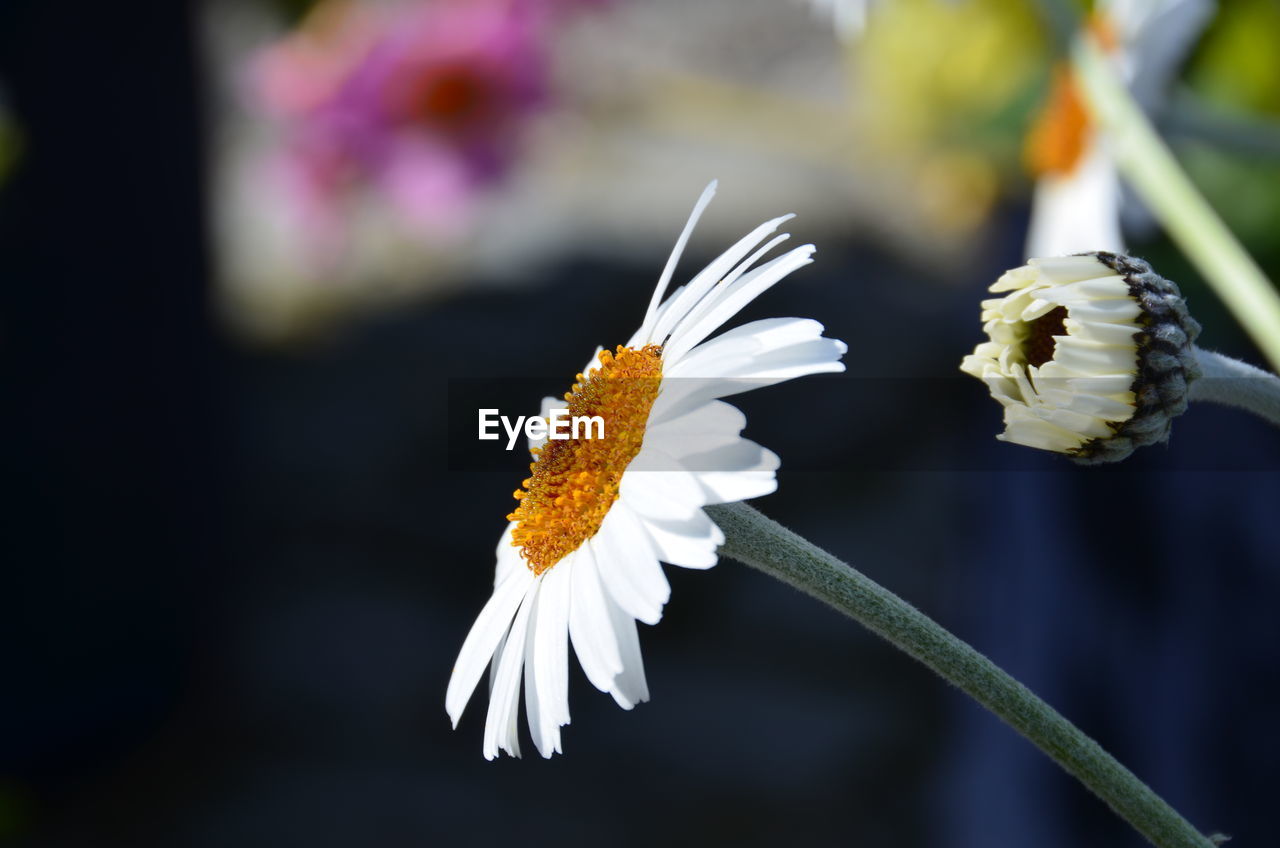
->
[508,345,664,575]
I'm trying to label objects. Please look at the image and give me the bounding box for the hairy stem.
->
[1191,347,1280,427]
[708,501,1215,848]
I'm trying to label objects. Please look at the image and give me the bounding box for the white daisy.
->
[446,182,847,758]
[1023,0,1215,258]
[960,251,1200,463]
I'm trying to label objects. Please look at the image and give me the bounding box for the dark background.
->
[3,2,1277,846]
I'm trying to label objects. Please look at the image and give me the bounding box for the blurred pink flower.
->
[249,0,576,260]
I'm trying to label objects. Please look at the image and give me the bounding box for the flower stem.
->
[1072,37,1280,373]
[707,501,1216,848]
[1191,347,1280,427]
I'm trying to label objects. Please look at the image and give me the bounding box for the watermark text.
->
[478,408,605,450]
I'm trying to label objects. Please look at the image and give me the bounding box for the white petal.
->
[640,509,724,569]
[529,560,571,757]
[1066,373,1137,394]
[590,502,670,625]
[648,218,794,346]
[580,345,605,377]
[1026,254,1113,284]
[482,579,536,759]
[1051,337,1136,373]
[646,379,742,426]
[1038,387,1136,419]
[662,246,817,364]
[1037,406,1114,438]
[664,316,828,378]
[999,408,1088,452]
[645,398,746,438]
[1065,296,1144,323]
[642,427,745,464]
[487,628,506,715]
[990,265,1042,292]
[717,338,848,383]
[692,469,778,504]
[604,592,650,710]
[1066,317,1142,345]
[627,285,686,348]
[493,522,523,586]
[676,438,781,475]
[636,181,718,343]
[1036,275,1130,303]
[534,560,572,732]
[567,543,624,692]
[619,469,705,521]
[445,567,534,728]
[521,587,547,757]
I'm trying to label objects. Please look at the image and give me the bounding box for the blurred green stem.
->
[708,502,1216,848]
[1073,38,1280,372]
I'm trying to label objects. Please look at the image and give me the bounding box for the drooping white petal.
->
[639,509,724,569]
[676,438,781,476]
[603,591,650,710]
[446,567,535,728]
[618,468,705,522]
[589,502,670,625]
[521,586,547,757]
[531,557,572,754]
[482,581,536,760]
[691,469,779,505]
[566,543,624,693]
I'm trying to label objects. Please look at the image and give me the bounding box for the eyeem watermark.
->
[478,408,605,450]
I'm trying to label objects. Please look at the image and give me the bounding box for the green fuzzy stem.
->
[1191,347,1280,428]
[707,501,1216,848]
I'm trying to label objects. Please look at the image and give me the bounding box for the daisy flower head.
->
[960,252,1201,463]
[1022,0,1215,259]
[446,182,847,759]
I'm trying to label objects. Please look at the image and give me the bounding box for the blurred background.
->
[3,0,1278,845]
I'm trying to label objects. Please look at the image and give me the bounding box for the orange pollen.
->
[1024,64,1092,178]
[507,344,664,575]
